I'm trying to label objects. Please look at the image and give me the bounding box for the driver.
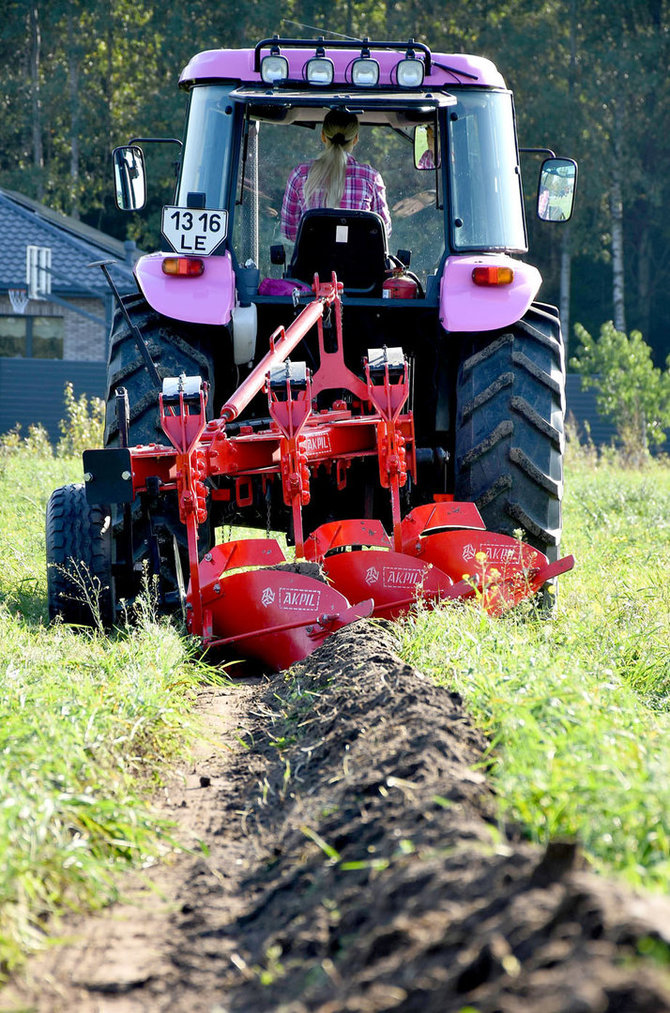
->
[280,110,392,242]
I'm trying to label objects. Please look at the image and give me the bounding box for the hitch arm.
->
[219,279,340,423]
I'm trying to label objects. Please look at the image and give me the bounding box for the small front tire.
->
[46,484,115,628]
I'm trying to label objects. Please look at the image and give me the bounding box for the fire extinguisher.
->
[382,268,421,299]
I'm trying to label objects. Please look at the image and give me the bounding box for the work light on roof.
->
[396,51,425,88]
[351,56,380,87]
[306,50,334,86]
[261,53,289,84]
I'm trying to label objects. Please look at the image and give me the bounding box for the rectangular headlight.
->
[396,58,425,88]
[351,57,380,87]
[261,55,289,84]
[305,57,334,85]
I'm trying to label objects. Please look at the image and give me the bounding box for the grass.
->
[396,457,670,890]
[0,447,214,977]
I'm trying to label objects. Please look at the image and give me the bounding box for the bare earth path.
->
[2,624,670,1012]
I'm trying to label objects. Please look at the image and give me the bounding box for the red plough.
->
[194,538,373,671]
[88,277,573,670]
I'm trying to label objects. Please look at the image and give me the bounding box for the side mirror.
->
[112,145,146,211]
[537,157,577,222]
[414,124,440,170]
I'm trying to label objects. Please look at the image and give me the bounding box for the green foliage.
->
[56,382,105,458]
[0,423,52,463]
[0,438,669,975]
[0,610,197,975]
[1,384,104,465]
[570,322,670,459]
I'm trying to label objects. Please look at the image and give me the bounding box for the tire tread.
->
[46,484,114,627]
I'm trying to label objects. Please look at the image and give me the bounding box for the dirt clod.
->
[3,623,670,1012]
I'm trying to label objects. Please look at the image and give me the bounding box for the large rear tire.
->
[104,294,217,446]
[46,484,114,628]
[454,303,565,560]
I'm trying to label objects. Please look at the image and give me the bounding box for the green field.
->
[0,440,669,974]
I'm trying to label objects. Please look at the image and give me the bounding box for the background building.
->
[0,187,137,441]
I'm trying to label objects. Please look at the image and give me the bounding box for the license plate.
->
[161,206,228,256]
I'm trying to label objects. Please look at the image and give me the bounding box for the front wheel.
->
[453,304,565,560]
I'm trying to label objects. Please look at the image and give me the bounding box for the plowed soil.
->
[3,623,670,1013]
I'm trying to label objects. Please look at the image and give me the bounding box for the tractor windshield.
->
[178,85,236,211]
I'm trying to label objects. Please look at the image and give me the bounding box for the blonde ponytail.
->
[304,111,359,210]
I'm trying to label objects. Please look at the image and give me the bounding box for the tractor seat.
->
[287,209,389,296]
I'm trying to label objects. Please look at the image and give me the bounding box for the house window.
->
[0,316,64,358]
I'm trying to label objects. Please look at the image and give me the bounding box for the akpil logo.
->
[382,566,423,587]
[279,588,321,611]
[303,433,332,455]
[478,544,524,563]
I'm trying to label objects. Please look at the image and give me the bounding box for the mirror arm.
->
[128,136,183,149]
[519,146,556,158]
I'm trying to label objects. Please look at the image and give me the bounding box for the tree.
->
[570,320,670,459]
[574,1,670,362]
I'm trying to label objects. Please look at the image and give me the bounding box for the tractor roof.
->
[179,39,506,91]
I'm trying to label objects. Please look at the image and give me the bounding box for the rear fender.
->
[134,251,235,326]
[439,255,541,333]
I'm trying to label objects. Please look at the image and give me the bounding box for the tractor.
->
[46,37,577,669]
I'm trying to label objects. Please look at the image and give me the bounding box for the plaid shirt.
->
[280,156,392,241]
[418,148,436,170]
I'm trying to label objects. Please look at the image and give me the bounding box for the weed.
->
[130,562,162,629]
[254,943,286,986]
[56,382,104,458]
[564,412,599,469]
[1,381,103,471]
[301,825,341,863]
[49,558,109,633]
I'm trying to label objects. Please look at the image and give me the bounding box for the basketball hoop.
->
[9,289,29,315]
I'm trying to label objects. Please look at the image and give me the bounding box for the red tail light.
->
[162,257,205,277]
[472,265,514,287]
